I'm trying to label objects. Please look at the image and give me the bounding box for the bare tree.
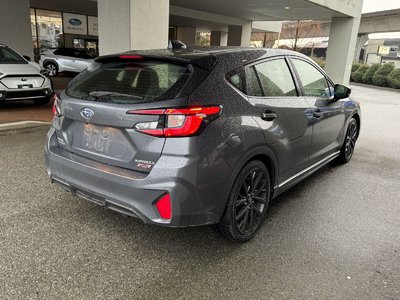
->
[279,20,322,52]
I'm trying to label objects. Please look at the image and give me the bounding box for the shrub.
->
[362,63,380,84]
[372,63,395,87]
[351,63,363,82]
[387,68,400,89]
[352,65,369,83]
[312,57,326,69]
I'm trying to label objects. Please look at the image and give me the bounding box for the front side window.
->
[292,59,331,98]
[254,59,297,97]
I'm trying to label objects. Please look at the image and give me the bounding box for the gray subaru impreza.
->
[45,47,360,242]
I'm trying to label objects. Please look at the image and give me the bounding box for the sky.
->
[362,0,400,13]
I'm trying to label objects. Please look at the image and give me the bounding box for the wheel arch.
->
[233,147,279,197]
[352,113,361,138]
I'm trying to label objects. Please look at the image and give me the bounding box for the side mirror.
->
[22,55,31,61]
[334,84,351,100]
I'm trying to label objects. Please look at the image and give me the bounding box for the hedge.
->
[372,63,395,87]
[362,63,380,84]
[351,63,363,82]
[387,68,400,89]
[352,65,369,83]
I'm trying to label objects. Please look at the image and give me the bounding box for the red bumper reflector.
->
[155,193,171,220]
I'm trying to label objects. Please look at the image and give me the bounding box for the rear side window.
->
[292,59,331,98]
[253,59,297,97]
[66,60,191,103]
[226,68,245,93]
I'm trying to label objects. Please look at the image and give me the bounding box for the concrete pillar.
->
[354,34,368,63]
[0,0,33,59]
[98,0,169,55]
[325,16,362,85]
[227,23,252,46]
[176,27,196,47]
[210,31,228,46]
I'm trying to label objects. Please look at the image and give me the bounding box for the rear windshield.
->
[66,60,191,103]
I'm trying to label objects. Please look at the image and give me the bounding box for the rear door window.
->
[66,59,191,103]
[253,59,297,97]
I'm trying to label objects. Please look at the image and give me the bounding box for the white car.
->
[40,48,97,77]
[0,44,53,105]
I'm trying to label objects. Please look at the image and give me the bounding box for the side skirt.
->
[273,151,340,198]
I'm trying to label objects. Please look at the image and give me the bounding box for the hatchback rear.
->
[45,50,235,228]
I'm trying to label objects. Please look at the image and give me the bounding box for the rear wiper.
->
[88,91,143,100]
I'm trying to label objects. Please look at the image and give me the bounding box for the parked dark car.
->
[45,47,360,242]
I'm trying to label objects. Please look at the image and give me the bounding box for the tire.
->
[33,97,51,105]
[44,62,58,77]
[337,118,358,164]
[219,160,271,242]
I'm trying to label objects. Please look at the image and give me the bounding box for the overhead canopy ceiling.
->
[30,0,352,30]
[30,0,97,16]
[169,0,347,21]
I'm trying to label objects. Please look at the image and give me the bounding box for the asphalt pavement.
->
[0,84,399,299]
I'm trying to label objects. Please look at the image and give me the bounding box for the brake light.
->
[119,55,144,60]
[52,93,62,116]
[128,106,222,137]
[155,193,171,220]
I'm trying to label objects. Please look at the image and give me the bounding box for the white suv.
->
[0,44,53,105]
[40,48,97,77]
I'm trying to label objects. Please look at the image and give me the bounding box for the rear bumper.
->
[45,127,235,227]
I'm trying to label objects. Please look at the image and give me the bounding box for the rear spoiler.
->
[95,52,217,71]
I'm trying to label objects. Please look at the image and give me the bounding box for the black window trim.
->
[243,55,301,99]
[287,55,335,98]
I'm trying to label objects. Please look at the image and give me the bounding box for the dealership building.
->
[1,0,363,84]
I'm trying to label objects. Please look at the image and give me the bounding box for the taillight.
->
[155,193,171,220]
[52,93,62,116]
[128,106,222,137]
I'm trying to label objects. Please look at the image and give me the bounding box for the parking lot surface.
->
[0,84,399,299]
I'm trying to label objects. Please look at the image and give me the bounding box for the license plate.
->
[18,84,33,89]
[83,124,111,154]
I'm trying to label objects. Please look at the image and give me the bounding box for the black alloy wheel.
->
[338,118,358,163]
[219,160,271,242]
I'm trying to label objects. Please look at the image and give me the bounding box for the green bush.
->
[362,63,380,84]
[372,63,395,87]
[351,63,363,82]
[352,65,369,83]
[387,68,400,89]
[312,57,326,69]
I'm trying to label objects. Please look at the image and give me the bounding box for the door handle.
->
[261,111,277,121]
[313,109,322,118]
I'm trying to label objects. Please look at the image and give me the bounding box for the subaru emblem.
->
[69,18,82,26]
[81,107,95,120]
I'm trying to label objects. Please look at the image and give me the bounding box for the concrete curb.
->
[350,82,400,93]
[0,121,51,133]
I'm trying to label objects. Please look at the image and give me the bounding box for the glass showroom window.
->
[31,9,63,53]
